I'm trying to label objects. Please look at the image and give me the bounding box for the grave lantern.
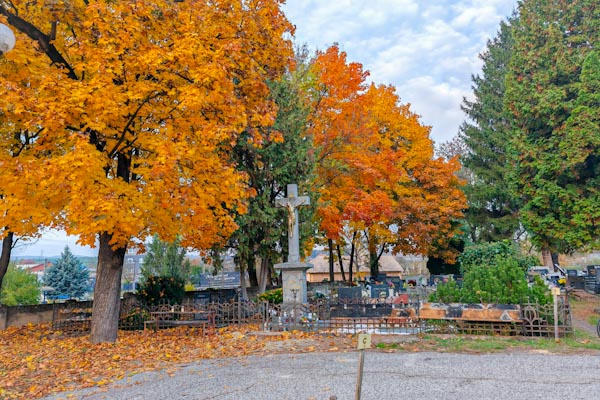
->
[0,23,16,54]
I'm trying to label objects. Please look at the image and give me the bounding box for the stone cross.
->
[276,184,310,263]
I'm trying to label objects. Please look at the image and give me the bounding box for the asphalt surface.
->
[45,351,600,400]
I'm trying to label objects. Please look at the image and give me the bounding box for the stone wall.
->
[0,303,56,330]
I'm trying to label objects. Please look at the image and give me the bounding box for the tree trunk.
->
[247,251,259,288]
[336,244,346,282]
[258,257,269,294]
[239,264,249,300]
[328,239,335,283]
[541,247,553,269]
[369,251,379,278]
[348,232,357,283]
[0,231,14,290]
[90,232,126,343]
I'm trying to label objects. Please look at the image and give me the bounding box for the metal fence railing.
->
[51,295,573,338]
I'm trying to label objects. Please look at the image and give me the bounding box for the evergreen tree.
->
[0,264,40,306]
[459,19,522,243]
[505,0,600,257]
[226,53,317,293]
[43,246,90,300]
[140,234,190,283]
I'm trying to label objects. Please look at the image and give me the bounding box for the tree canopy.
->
[310,46,466,277]
[0,0,294,342]
[0,263,40,306]
[505,0,600,256]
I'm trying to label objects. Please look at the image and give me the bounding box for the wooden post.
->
[355,333,371,400]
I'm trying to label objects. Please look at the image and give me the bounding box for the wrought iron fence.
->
[51,294,573,338]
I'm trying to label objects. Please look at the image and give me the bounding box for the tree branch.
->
[0,7,79,80]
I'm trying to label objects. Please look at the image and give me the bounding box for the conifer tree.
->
[459,20,521,243]
[44,246,90,300]
[505,0,600,258]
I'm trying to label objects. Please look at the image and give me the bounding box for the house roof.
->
[306,253,404,274]
[26,263,48,273]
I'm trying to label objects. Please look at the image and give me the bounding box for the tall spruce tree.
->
[459,20,522,243]
[44,246,90,300]
[505,0,600,260]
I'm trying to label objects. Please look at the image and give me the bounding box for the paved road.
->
[45,351,600,400]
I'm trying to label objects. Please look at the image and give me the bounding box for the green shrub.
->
[430,257,550,305]
[459,240,539,274]
[136,276,185,306]
[256,288,283,304]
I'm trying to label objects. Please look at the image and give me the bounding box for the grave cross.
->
[276,184,310,263]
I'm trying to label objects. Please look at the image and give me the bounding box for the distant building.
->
[306,252,413,283]
[122,251,145,292]
[16,260,52,282]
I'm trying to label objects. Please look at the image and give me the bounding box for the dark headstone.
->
[446,306,463,318]
[338,287,362,299]
[566,269,578,277]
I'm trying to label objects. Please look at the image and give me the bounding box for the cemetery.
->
[4,183,576,338]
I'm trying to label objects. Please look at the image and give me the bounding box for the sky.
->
[12,0,518,259]
[282,0,518,144]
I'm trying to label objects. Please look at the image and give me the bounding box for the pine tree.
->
[459,20,521,243]
[43,246,90,300]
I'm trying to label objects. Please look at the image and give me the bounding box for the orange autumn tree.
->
[0,0,293,342]
[310,46,466,278]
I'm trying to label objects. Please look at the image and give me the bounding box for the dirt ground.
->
[569,289,600,335]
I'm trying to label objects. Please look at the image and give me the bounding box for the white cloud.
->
[398,76,467,143]
[282,0,517,143]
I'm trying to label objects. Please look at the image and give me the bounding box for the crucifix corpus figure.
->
[275,184,310,263]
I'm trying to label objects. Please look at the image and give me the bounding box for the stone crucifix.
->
[276,184,310,263]
[274,184,313,305]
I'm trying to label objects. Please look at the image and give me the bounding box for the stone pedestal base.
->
[274,261,313,303]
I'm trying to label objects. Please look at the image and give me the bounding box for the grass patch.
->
[374,333,600,353]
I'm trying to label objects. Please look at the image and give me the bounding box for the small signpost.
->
[552,286,561,341]
[355,333,371,400]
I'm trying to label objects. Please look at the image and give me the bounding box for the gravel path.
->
[45,351,600,400]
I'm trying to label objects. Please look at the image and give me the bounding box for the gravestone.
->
[370,284,389,299]
[274,184,312,303]
[338,287,362,300]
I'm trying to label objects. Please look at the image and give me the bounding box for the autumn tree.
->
[505,0,600,264]
[0,0,293,342]
[43,246,90,300]
[459,20,522,243]
[310,46,466,277]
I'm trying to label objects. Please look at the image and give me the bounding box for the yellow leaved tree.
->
[0,0,293,342]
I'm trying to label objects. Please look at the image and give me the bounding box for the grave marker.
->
[274,184,312,303]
